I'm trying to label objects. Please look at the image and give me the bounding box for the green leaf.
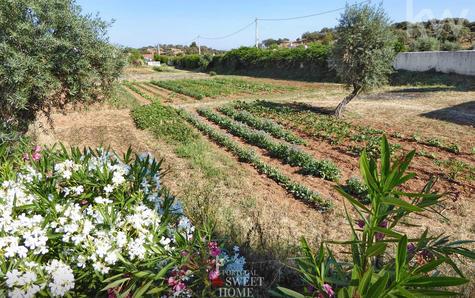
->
[406,276,469,287]
[276,287,306,298]
[336,186,370,212]
[358,267,373,295]
[133,279,154,298]
[101,277,131,291]
[413,258,446,275]
[396,235,408,282]
[373,227,404,239]
[380,135,390,178]
[366,272,389,298]
[381,197,423,212]
[366,242,387,257]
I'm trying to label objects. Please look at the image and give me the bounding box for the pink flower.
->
[32,152,41,161]
[322,283,335,298]
[173,282,186,292]
[23,153,30,161]
[356,219,365,229]
[208,241,221,257]
[33,145,42,153]
[168,276,177,286]
[208,269,220,281]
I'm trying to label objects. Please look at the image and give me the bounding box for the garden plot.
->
[150,77,296,100]
[230,100,475,200]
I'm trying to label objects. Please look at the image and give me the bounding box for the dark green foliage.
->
[207,44,334,81]
[198,108,340,181]
[0,0,125,135]
[172,54,212,71]
[330,3,396,93]
[330,3,396,116]
[179,110,331,210]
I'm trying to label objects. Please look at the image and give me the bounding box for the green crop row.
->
[178,110,331,210]
[235,100,463,156]
[123,81,160,102]
[151,78,294,100]
[197,108,340,181]
[218,105,306,145]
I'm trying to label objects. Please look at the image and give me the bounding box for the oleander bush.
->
[276,136,475,297]
[0,144,248,297]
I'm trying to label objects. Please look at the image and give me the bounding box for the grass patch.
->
[106,83,142,109]
[151,77,295,99]
[131,101,228,179]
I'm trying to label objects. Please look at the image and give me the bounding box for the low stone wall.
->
[394,50,475,76]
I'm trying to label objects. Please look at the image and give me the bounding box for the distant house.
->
[142,53,154,62]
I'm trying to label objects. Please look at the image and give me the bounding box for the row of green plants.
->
[151,77,293,100]
[218,105,306,145]
[275,136,475,297]
[122,81,160,102]
[178,110,331,210]
[233,101,475,184]
[235,100,464,156]
[197,108,341,181]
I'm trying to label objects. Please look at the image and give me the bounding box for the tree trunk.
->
[334,85,362,117]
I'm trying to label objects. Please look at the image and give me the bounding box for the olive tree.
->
[0,0,125,136]
[330,3,396,117]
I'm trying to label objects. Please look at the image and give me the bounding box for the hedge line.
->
[179,110,331,210]
[167,45,336,81]
[197,108,341,181]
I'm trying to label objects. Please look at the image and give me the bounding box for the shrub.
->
[208,44,334,81]
[440,40,462,51]
[0,0,125,133]
[172,54,212,71]
[0,144,248,296]
[411,37,441,51]
[276,136,475,297]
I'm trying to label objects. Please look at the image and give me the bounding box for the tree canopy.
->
[0,0,125,136]
[330,3,396,117]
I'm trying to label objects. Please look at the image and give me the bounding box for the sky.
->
[76,0,474,50]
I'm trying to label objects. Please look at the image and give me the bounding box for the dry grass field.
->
[30,66,475,295]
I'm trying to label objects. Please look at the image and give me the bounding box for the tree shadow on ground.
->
[390,70,475,92]
[421,101,475,127]
[254,100,334,115]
